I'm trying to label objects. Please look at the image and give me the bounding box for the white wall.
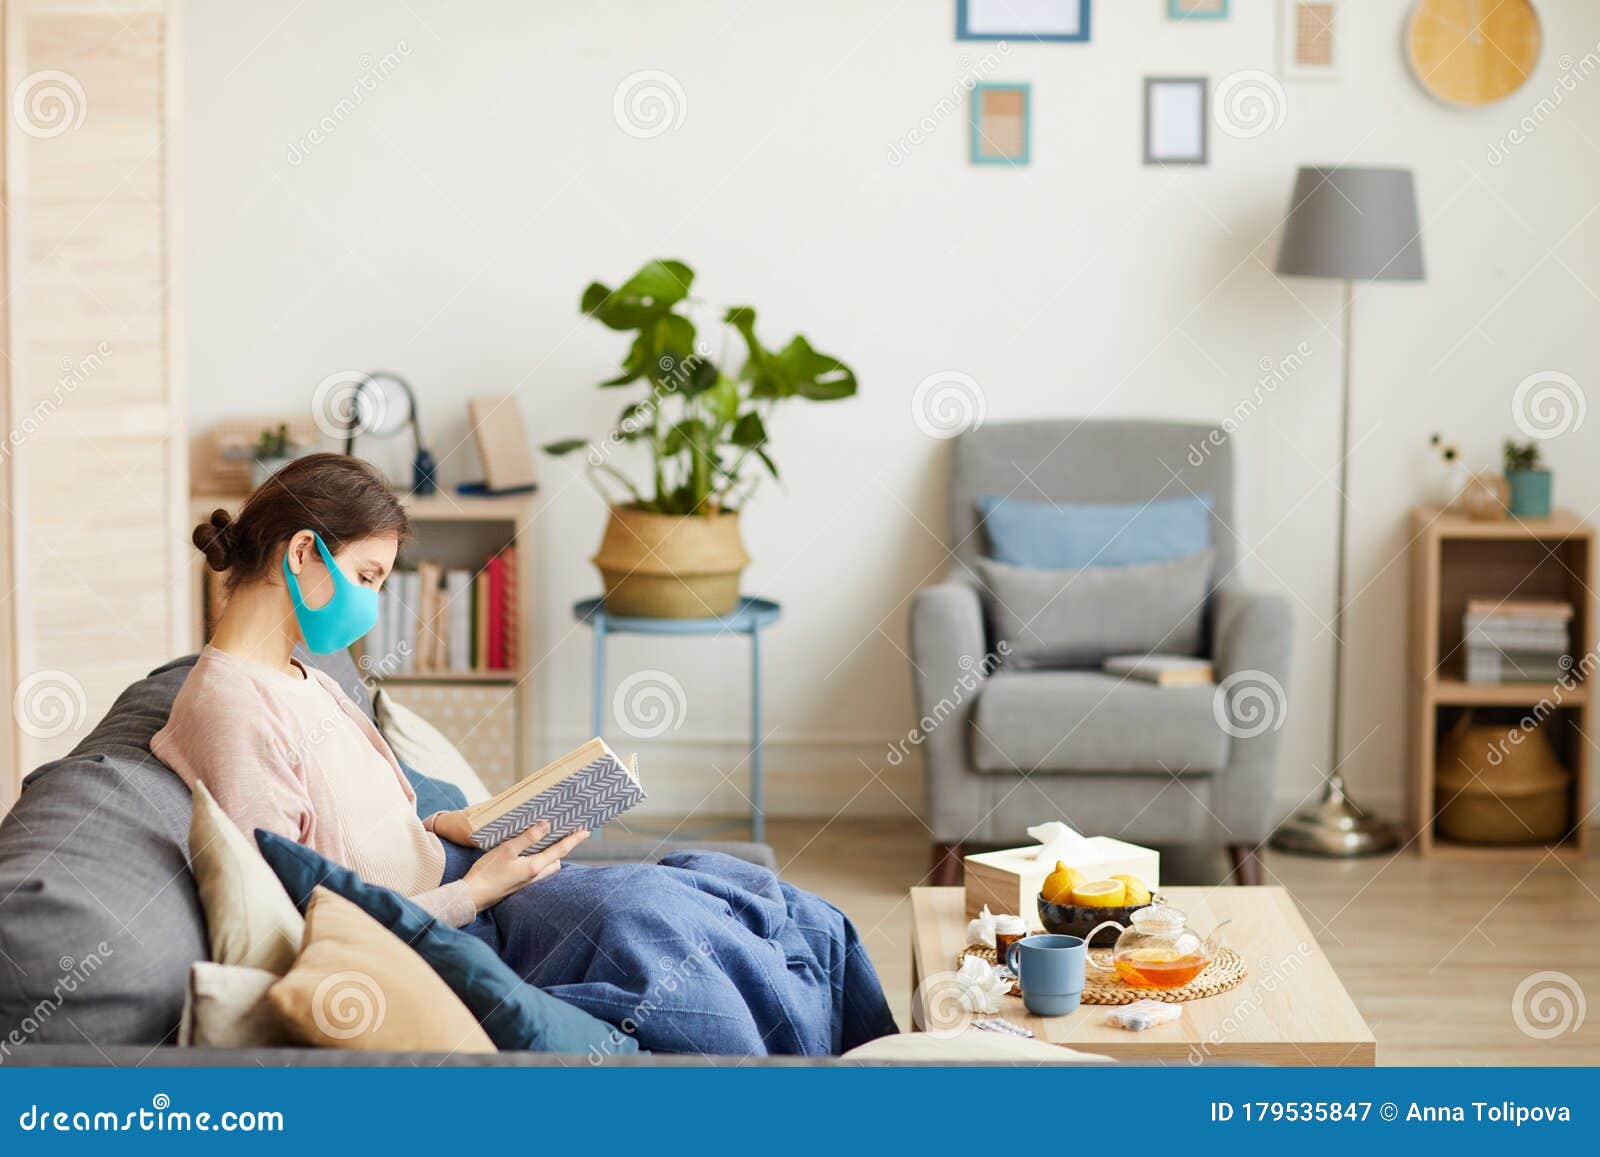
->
[187,1,1600,822]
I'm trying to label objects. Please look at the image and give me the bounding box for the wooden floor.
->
[750,818,1600,1066]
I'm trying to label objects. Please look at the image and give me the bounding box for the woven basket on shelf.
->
[1435,714,1570,845]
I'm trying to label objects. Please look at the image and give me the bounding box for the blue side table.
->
[573,596,781,842]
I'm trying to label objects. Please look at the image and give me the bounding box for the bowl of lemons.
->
[1036,862,1155,948]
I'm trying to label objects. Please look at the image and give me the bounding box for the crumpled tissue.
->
[955,955,1010,1014]
[965,904,998,948]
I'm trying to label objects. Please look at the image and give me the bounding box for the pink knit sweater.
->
[153,646,475,927]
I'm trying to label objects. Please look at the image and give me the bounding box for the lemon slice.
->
[1069,879,1127,907]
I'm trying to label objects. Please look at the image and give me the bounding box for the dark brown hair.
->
[193,452,411,590]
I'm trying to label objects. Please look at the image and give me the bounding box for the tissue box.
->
[964,839,1160,930]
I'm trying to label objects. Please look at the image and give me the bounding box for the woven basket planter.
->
[592,505,749,618]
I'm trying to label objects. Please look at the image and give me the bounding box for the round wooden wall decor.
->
[1407,0,1541,107]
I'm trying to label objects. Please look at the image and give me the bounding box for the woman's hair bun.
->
[192,508,237,572]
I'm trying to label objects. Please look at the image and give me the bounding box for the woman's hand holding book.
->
[448,819,591,912]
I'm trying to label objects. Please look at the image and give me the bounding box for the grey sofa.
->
[910,419,1292,884]
[0,649,775,1062]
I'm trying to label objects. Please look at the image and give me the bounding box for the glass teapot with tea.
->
[1084,903,1230,988]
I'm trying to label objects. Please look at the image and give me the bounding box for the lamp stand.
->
[1271,280,1401,857]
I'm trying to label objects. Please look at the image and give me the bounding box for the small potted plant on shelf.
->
[1504,439,1553,518]
[544,259,857,618]
[1427,432,1467,506]
[251,422,308,487]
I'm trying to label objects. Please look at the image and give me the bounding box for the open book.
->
[464,738,646,854]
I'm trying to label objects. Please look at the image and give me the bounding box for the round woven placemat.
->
[959,945,1247,1005]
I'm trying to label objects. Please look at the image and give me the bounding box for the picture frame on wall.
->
[958,0,1090,42]
[970,82,1031,165]
[1169,0,1229,19]
[1280,0,1341,79]
[1143,77,1208,166]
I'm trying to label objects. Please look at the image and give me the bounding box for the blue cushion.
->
[977,494,1212,569]
[398,759,468,817]
[253,829,635,1056]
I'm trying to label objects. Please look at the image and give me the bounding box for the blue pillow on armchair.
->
[253,829,635,1056]
[398,759,468,817]
[977,493,1212,569]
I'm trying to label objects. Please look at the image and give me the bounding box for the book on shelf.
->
[362,547,520,679]
[486,552,506,670]
[474,570,490,672]
[446,570,472,672]
[501,547,520,670]
[1465,599,1573,622]
[464,738,645,853]
[1102,654,1214,687]
[1463,649,1573,684]
[1464,624,1569,652]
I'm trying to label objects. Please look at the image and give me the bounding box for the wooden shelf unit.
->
[188,489,535,785]
[1407,506,1595,857]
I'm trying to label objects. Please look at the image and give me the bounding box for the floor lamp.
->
[1271,166,1425,856]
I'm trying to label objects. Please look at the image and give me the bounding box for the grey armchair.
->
[910,419,1292,885]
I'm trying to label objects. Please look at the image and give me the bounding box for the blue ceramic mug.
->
[1006,933,1087,1017]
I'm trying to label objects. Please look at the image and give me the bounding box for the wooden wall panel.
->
[2,0,183,796]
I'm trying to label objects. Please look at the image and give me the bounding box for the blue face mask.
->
[282,531,379,654]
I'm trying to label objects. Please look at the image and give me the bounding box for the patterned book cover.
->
[469,748,645,854]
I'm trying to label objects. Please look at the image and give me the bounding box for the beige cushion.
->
[188,780,305,974]
[268,888,495,1053]
[179,962,294,1048]
[374,688,491,804]
[842,1029,1111,1064]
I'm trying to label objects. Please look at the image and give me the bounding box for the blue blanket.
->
[443,846,897,1057]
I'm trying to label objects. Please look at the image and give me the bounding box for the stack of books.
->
[366,546,520,676]
[1462,599,1571,684]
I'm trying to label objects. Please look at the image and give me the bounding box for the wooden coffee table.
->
[910,886,1375,1066]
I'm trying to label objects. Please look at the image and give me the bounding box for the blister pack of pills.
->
[1103,1000,1183,1031]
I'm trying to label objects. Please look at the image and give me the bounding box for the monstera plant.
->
[545,259,857,617]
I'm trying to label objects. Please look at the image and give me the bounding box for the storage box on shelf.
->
[188,492,534,786]
[1406,506,1594,857]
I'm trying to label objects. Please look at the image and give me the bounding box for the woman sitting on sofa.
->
[154,453,896,1057]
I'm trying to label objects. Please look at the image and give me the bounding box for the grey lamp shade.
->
[1275,166,1425,282]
